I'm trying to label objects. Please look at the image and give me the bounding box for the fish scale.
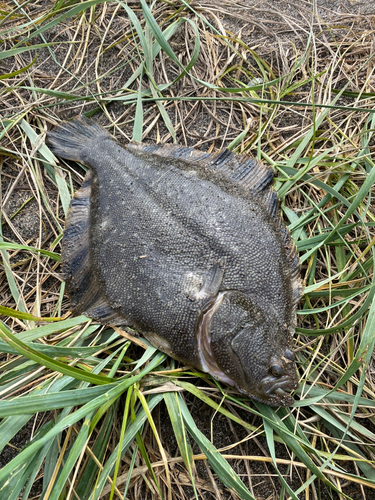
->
[47,115,303,406]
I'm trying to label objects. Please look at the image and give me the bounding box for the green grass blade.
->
[132,74,144,142]
[164,391,198,499]
[0,241,60,260]
[178,393,256,500]
[0,323,115,385]
[91,393,164,500]
[0,385,115,417]
[75,406,116,500]
[0,355,165,488]
[263,420,300,500]
[48,413,93,500]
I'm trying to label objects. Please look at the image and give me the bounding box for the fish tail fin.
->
[46,115,111,162]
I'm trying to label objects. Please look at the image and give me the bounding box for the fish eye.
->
[284,349,294,361]
[270,364,284,377]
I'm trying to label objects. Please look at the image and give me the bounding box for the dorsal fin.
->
[126,143,278,217]
[62,170,129,327]
[278,223,304,320]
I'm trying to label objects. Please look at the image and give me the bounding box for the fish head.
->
[202,291,298,407]
[228,323,298,407]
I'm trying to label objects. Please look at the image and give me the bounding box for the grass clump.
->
[1,1,375,499]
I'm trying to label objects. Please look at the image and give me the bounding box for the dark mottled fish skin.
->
[47,116,303,407]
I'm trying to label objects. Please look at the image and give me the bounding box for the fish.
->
[47,116,303,407]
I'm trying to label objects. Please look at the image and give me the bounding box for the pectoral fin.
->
[199,259,226,299]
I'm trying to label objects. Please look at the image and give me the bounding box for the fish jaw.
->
[257,373,298,407]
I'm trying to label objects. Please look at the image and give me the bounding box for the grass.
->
[1,0,375,499]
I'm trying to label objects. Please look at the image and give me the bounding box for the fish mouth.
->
[258,374,298,406]
[235,375,297,407]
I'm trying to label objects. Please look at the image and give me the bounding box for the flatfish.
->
[47,116,303,406]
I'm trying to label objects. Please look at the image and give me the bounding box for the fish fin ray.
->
[279,225,304,319]
[62,171,127,326]
[47,115,113,162]
[127,143,277,213]
[84,298,129,326]
[202,260,226,297]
